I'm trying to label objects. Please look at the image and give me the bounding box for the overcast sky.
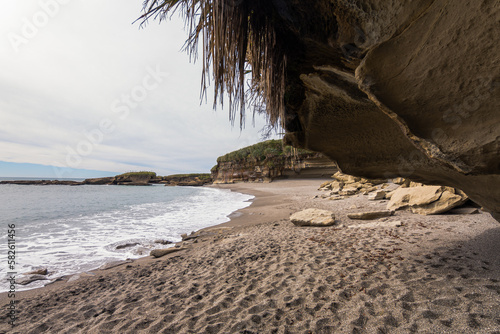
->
[0,1,278,178]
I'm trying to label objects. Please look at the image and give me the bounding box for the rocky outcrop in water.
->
[0,172,212,187]
[0,180,83,186]
[160,174,212,186]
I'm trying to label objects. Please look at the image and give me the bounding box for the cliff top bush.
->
[117,171,157,178]
[216,139,313,163]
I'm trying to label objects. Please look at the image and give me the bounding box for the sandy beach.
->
[1,179,499,333]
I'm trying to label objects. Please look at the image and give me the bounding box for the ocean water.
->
[0,184,253,292]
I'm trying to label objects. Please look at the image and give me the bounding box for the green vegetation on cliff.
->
[216,140,312,163]
[116,171,157,178]
[164,173,211,181]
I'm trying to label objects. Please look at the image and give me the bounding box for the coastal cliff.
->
[211,140,337,183]
[141,0,500,220]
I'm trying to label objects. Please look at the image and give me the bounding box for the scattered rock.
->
[150,247,187,258]
[319,172,395,199]
[387,186,468,215]
[385,190,396,200]
[347,210,394,220]
[17,275,47,285]
[368,191,387,200]
[392,177,406,185]
[349,221,403,229]
[290,208,337,227]
[362,186,378,194]
[400,179,412,188]
[83,177,115,185]
[99,259,133,270]
[154,239,173,245]
[339,185,360,196]
[182,232,200,241]
[319,180,332,189]
[448,207,480,215]
[115,242,139,250]
[332,171,361,184]
[24,268,48,276]
[329,181,344,194]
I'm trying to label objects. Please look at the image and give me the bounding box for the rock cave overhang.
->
[271,0,499,220]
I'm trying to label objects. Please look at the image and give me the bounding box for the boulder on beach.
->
[99,259,133,270]
[154,239,173,245]
[150,247,186,258]
[387,185,468,215]
[290,208,336,227]
[347,210,394,220]
[367,190,387,201]
[348,221,403,229]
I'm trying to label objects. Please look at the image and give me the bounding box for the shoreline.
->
[0,183,264,299]
[1,179,499,333]
[0,180,303,300]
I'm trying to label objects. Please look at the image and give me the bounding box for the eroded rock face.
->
[212,154,337,184]
[277,0,500,219]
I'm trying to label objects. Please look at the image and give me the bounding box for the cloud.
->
[0,1,278,177]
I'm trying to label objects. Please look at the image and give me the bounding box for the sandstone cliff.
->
[141,0,500,220]
[211,140,337,183]
[160,174,212,186]
[278,0,500,220]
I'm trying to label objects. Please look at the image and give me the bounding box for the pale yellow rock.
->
[363,186,378,194]
[392,177,406,185]
[332,172,360,184]
[318,180,332,190]
[340,184,360,196]
[368,191,387,200]
[387,186,468,215]
[409,181,425,187]
[348,221,403,229]
[330,181,344,194]
[329,196,345,201]
[150,247,187,258]
[385,190,396,200]
[347,210,394,220]
[290,208,336,226]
